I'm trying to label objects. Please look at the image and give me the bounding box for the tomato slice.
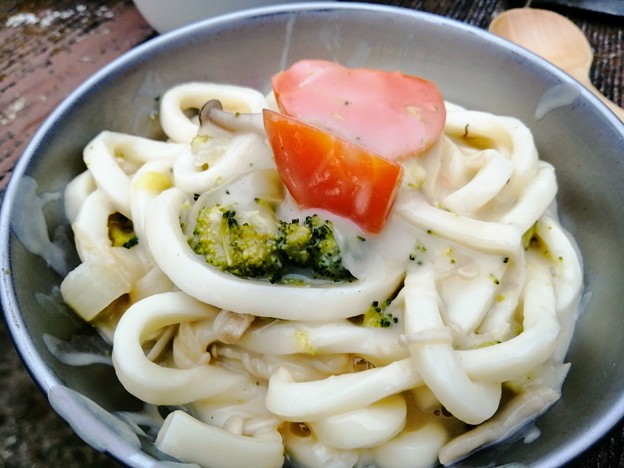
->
[263,109,403,234]
[272,59,446,160]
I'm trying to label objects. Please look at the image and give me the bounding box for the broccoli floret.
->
[304,215,353,281]
[278,218,313,266]
[189,204,353,283]
[189,205,282,281]
[363,299,398,328]
[276,215,353,281]
[108,212,138,249]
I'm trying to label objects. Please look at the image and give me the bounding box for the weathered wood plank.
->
[0,0,154,189]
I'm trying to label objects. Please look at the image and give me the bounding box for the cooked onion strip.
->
[155,410,284,468]
[438,386,561,465]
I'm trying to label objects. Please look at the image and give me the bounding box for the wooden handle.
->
[577,76,624,122]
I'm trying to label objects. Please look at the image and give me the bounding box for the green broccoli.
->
[363,298,398,328]
[278,219,313,266]
[303,215,353,281]
[189,204,283,281]
[108,212,138,249]
[188,204,353,283]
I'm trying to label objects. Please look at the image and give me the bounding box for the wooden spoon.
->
[489,8,624,121]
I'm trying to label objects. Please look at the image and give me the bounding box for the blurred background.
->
[0,1,621,466]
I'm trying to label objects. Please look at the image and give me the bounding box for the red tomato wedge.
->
[272,59,446,160]
[263,109,403,234]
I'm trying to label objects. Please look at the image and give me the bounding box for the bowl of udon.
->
[2,2,624,467]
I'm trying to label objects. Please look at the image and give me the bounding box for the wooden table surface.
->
[0,0,622,466]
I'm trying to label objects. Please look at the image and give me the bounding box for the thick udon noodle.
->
[60,81,583,467]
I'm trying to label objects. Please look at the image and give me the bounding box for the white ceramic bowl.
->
[2,3,624,467]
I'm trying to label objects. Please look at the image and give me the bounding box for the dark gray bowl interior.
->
[2,3,624,467]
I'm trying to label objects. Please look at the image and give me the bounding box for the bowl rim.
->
[1,2,623,466]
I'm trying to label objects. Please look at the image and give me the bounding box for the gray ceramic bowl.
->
[2,3,624,467]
